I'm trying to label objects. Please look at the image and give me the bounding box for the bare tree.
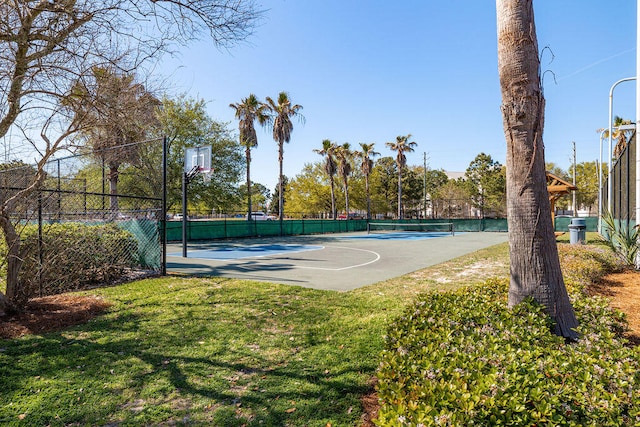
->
[496,0,578,339]
[66,67,161,211]
[0,0,262,314]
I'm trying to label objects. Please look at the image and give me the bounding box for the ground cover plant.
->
[0,233,637,426]
[375,237,640,426]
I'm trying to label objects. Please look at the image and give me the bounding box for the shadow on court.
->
[167,232,508,291]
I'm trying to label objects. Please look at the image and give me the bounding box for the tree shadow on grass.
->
[0,295,375,426]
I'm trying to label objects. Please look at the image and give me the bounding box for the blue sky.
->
[159,1,638,192]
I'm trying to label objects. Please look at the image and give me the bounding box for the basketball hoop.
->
[201,168,214,184]
[181,146,213,258]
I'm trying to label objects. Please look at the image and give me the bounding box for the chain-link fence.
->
[0,138,164,301]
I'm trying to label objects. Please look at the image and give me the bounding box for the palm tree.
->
[229,94,269,219]
[386,134,417,219]
[314,139,338,219]
[497,0,578,339]
[611,116,633,158]
[265,91,304,220]
[335,143,353,216]
[356,142,379,220]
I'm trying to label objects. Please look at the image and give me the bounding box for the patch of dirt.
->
[0,294,111,339]
[589,270,640,345]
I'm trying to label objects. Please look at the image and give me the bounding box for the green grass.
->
[0,240,520,426]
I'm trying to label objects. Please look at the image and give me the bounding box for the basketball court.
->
[166,231,508,291]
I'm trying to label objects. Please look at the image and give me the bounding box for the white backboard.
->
[184,146,212,173]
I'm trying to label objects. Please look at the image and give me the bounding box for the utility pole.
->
[572,141,577,217]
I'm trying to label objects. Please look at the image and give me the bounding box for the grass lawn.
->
[0,235,609,426]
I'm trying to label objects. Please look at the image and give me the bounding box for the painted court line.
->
[294,246,381,271]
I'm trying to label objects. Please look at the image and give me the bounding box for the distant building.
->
[445,171,465,181]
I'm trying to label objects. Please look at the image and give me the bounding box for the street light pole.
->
[572,141,577,216]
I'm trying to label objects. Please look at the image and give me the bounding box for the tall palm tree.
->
[314,139,338,219]
[611,116,633,158]
[265,91,304,220]
[335,143,353,216]
[356,142,379,220]
[229,94,269,219]
[386,134,417,219]
[497,0,578,339]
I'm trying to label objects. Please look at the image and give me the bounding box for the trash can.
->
[568,217,586,244]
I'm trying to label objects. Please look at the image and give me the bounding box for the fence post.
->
[38,190,43,297]
[161,135,167,275]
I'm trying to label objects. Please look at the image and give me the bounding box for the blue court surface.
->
[168,244,323,261]
[167,231,508,291]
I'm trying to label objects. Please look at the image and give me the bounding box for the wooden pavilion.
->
[547,171,577,224]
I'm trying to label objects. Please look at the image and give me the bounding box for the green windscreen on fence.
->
[553,216,598,232]
[165,217,601,241]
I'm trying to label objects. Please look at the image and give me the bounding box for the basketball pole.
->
[182,166,200,258]
[182,170,188,257]
[162,136,167,275]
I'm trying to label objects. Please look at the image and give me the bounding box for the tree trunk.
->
[329,175,336,219]
[344,181,349,216]
[397,169,403,219]
[278,142,284,221]
[0,214,22,315]
[365,175,371,220]
[108,164,119,211]
[497,0,578,339]
[246,146,252,219]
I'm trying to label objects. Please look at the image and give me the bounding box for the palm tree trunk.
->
[329,176,336,219]
[397,169,403,219]
[365,175,371,220]
[344,181,349,216]
[246,146,252,219]
[497,0,578,339]
[278,142,284,221]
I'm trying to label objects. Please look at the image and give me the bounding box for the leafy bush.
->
[600,211,640,266]
[0,222,138,300]
[557,243,622,290]
[375,280,640,426]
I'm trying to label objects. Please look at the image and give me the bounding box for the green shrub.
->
[557,243,622,290]
[0,222,138,300]
[375,279,640,426]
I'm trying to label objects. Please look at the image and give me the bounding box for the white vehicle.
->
[248,211,275,221]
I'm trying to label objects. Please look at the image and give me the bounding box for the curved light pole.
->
[608,77,636,215]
